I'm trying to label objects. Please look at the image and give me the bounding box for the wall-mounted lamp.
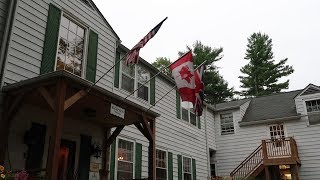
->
[90,143,102,159]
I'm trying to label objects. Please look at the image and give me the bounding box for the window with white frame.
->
[156,149,167,180]
[117,139,134,179]
[121,62,150,102]
[56,15,86,76]
[269,124,285,140]
[220,113,234,135]
[183,156,192,180]
[181,101,197,126]
[306,99,320,113]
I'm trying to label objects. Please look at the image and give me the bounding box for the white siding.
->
[214,109,269,177]
[0,0,9,49]
[2,0,118,91]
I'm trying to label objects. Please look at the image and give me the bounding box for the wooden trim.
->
[46,79,67,180]
[134,123,152,141]
[142,116,153,141]
[265,166,270,180]
[148,120,156,180]
[105,125,124,147]
[100,128,111,180]
[64,90,87,110]
[38,87,54,110]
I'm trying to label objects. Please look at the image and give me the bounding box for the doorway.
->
[58,139,76,180]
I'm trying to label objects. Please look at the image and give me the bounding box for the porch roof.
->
[1,70,160,126]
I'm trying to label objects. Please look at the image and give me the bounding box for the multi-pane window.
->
[269,124,285,140]
[306,99,320,112]
[117,139,134,180]
[156,149,167,180]
[183,157,192,180]
[56,15,85,76]
[121,62,150,102]
[181,101,197,126]
[121,61,135,93]
[220,113,234,135]
[137,66,150,101]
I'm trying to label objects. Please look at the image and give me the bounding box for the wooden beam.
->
[106,125,125,147]
[148,120,156,180]
[261,140,268,160]
[64,90,87,111]
[46,79,67,180]
[100,128,111,180]
[294,164,300,180]
[142,116,153,141]
[38,87,54,110]
[134,123,152,141]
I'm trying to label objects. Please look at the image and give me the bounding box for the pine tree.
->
[239,32,294,97]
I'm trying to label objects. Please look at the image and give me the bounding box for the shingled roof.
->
[241,90,302,122]
[214,98,251,111]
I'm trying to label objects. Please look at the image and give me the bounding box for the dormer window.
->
[306,99,320,113]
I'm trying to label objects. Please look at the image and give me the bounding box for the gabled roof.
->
[241,90,302,123]
[214,98,251,112]
[87,0,120,40]
[294,84,320,98]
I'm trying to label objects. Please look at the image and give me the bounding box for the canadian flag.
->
[170,52,195,103]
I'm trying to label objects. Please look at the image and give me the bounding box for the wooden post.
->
[0,94,8,165]
[148,120,156,180]
[46,79,67,180]
[100,128,111,180]
[291,164,300,180]
[262,140,268,160]
[265,166,270,180]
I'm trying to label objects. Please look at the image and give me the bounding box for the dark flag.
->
[125,17,168,65]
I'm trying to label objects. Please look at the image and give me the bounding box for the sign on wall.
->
[110,103,125,119]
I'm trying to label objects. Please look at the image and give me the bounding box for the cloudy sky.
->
[93,0,320,92]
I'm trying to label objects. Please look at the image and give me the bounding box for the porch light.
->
[90,143,102,159]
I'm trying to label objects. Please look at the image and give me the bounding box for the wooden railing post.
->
[262,140,268,160]
[290,137,298,158]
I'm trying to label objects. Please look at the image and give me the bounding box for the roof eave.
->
[239,114,303,127]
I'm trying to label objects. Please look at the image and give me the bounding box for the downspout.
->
[204,105,210,179]
[0,0,18,88]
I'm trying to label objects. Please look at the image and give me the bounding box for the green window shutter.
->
[168,152,173,180]
[150,74,156,106]
[114,51,120,88]
[86,30,98,82]
[192,158,196,180]
[198,117,201,129]
[40,4,61,74]
[135,143,142,178]
[78,134,92,180]
[176,90,181,119]
[177,155,182,180]
[110,142,116,180]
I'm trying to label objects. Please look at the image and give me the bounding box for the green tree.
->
[179,41,234,104]
[151,57,172,76]
[239,32,294,97]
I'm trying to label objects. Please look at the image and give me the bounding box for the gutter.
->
[239,114,304,127]
[0,0,18,87]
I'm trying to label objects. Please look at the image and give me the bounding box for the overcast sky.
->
[93,0,320,92]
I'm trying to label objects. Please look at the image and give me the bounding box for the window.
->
[56,15,86,76]
[137,66,150,101]
[120,62,150,102]
[183,157,192,180]
[181,101,198,126]
[269,124,285,140]
[220,113,234,135]
[117,139,134,179]
[306,99,320,112]
[156,149,167,180]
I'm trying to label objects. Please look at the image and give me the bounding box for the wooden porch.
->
[230,137,300,180]
[0,70,160,180]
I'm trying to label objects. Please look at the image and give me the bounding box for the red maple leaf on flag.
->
[179,65,193,83]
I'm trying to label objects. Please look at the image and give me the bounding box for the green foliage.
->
[151,57,172,76]
[239,32,294,97]
[179,41,234,104]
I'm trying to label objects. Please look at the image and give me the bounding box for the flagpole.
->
[87,51,130,93]
[146,60,208,112]
[123,50,192,100]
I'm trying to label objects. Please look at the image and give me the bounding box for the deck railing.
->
[230,137,298,179]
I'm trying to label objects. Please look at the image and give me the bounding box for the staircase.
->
[230,137,300,180]
[230,145,263,180]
